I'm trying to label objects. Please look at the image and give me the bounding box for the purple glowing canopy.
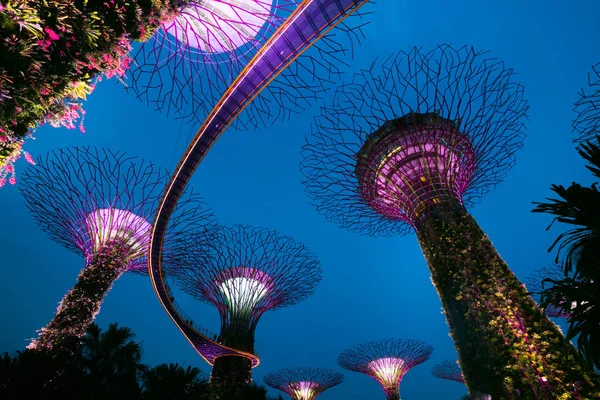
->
[264,367,344,400]
[355,113,476,226]
[19,147,215,275]
[168,225,321,315]
[128,0,370,130]
[164,0,276,53]
[300,45,528,236]
[337,338,432,396]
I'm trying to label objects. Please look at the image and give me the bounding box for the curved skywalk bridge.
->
[149,0,370,366]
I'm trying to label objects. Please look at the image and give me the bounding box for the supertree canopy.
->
[127,0,371,130]
[168,225,321,396]
[573,62,600,143]
[337,338,432,400]
[301,45,600,398]
[19,147,214,351]
[264,367,344,400]
[526,265,573,319]
[431,360,466,385]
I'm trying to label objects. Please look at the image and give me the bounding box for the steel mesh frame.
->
[264,367,344,399]
[300,44,528,237]
[19,146,215,275]
[573,62,600,144]
[127,0,372,131]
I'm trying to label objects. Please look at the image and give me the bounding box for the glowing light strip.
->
[148,0,369,366]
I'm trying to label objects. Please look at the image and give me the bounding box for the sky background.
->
[1,0,600,399]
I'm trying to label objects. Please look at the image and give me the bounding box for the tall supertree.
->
[127,0,371,131]
[264,367,344,400]
[168,225,321,397]
[337,338,432,400]
[573,62,600,143]
[300,45,600,398]
[19,147,214,351]
[432,360,466,385]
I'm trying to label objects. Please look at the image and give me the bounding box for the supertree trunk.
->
[210,324,254,399]
[30,243,130,351]
[0,0,183,157]
[384,387,400,400]
[416,205,599,399]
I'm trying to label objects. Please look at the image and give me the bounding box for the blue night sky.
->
[1,0,600,399]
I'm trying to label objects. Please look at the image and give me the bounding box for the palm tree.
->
[533,135,600,370]
[80,323,145,399]
[0,348,85,399]
[141,363,209,400]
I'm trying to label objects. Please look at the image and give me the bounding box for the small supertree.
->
[526,265,573,319]
[128,0,371,131]
[19,147,214,351]
[264,367,344,400]
[573,62,600,143]
[337,338,432,400]
[301,45,599,398]
[432,360,466,385]
[168,225,322,397]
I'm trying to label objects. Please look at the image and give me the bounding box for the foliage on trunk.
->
[417,206,599,399]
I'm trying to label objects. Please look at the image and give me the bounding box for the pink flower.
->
[40,88,49,96]
[0,135,6,143]
[79,124,86,133]
[24,152,35,165]
[0,178,5,188]
[44,27,60,41]
[9,177,16,185]
[6,164,14,173]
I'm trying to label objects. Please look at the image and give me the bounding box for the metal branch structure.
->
[18,147,215,351]
[128,0,371,131]
[301,45,600,398]
[431,360,466,385]
[146,0,369,393]
[264,367,344,400]
[168,225,321,396]
[573,62,600,143]
[526,265,572,319]
[337,338,432,400]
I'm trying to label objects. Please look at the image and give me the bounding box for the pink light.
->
[164,1,274,53]
[356,119,476,225]
[367,357,405,388]
[289,381,319,400]
[85,208,151,260]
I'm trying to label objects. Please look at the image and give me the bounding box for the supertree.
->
[300,45,600,398]
[573,62,600,143]
[432,360,466,385]
[264,367,344,400]
[127,0,372,131]
[167,225,322,397]
[337,338,432,400]
[19,147,215,351]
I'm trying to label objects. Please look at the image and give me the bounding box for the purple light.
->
[164,0,275,53]
[289,381,319,400]
[356,114,476,226]
[84,208,151,262]
[367,357,405,389]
